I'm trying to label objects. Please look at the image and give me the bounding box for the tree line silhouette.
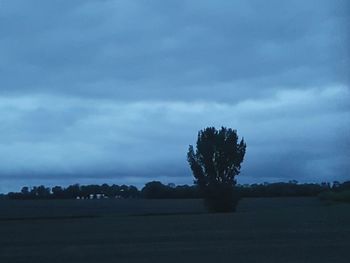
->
[2,180,349,200]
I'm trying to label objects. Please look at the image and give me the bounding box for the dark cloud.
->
[0,0,349,192]
[1,0,348,100]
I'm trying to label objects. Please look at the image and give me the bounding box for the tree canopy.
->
[187,127,246,212]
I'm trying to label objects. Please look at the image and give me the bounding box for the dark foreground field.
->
[0,198,349,263]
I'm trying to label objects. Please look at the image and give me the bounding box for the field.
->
[0,197,349,263]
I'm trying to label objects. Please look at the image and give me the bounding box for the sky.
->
[0,0,349,192]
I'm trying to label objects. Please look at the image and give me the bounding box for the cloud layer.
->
[0,0,349,192]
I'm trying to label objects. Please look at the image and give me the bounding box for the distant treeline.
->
[1,180,350,200]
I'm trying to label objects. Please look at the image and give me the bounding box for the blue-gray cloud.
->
[1,0,348,99]
[0,86,349,191]
[0,0,349,192]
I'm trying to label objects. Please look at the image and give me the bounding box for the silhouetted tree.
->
[128,185,140,198]
[110,184,121,198]
[65,184,81,198]
[37,185,50,198]
[142,181,168,199]
[6,181,348,200]
[21,187,30,198]
[52,186,64,198]
[187,127,246,212]
[101,183,112,197]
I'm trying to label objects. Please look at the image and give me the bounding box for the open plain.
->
[0,197,349,263]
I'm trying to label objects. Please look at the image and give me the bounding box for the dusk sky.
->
[0,0,349,192]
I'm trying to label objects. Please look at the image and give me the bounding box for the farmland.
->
[0,197,349,263]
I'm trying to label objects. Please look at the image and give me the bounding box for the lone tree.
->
[187,127,246,212]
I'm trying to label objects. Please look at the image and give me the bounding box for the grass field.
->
[0,197,349,263]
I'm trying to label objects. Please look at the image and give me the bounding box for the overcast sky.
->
[0,0,349,192]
